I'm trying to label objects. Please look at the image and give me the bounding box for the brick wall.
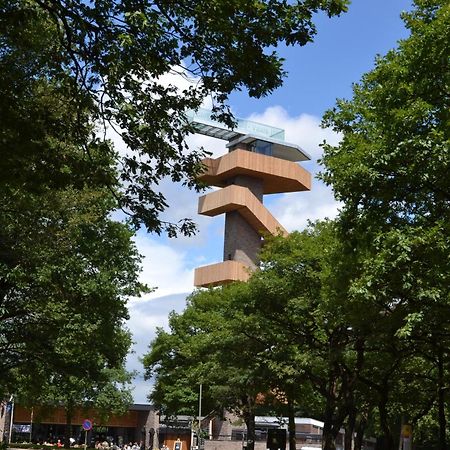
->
[223,211,261,267]
[223,175,264,268]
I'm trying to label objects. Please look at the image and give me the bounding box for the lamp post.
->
[30,407,33,443]
[197,384,202,450]
[8,395,14,444]
[198,384,202,436]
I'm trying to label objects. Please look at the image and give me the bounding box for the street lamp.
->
[8,395,14,444]
[198,384,202,441]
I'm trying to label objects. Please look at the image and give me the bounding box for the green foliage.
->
[1,166,142,434]
[1,0,348,233]
[143,282,269,416]
[321,0,449,226]
[319,0,450,447]
[0,43,146,422]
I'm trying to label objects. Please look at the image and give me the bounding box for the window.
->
[250,140,273,156]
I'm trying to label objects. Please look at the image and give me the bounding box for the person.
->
[57,439,63,447]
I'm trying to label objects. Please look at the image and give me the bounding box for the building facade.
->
[2,404,164,449]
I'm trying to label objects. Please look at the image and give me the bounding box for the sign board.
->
[82,419,93,431]
[13,424,31,433]
[267,429,286,450]
[401,424,412,450]
[401,425,412,438]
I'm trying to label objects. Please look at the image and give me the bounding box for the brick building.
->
[2,404,165,449]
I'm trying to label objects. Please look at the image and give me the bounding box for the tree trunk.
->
[353,416,367,450]
[244,413,256,450]
[64,401,73,449]
[288,398,296,450]
[378,389,394,450]
[322,396,337,450]
[437,346,447,450]
[344,408,356,450]
[242,395,256,450]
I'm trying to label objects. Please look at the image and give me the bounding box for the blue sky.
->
[125,0,414,404]
[232,0,412,118]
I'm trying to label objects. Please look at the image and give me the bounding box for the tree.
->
[144,282,284,450]
[247,223,369,450]
[1,171,146,444]
[321,1,450,448]
[1,0,349,234]
[0,170,146,390]
[0,72,147,415]
[0,1,151,412]
[144,222,366,450]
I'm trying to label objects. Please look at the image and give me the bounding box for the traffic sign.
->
[82,419,92,431]
[402,424,412,438]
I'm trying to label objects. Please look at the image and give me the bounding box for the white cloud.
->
[249,106,342,231]
[126,293,189,403]
[131,235,195,301]
[130,377,152,405]
[268,182,341,232]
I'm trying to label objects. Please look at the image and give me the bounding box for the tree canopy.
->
[1,0,349,234]
[0,42,146,415]
[143,282,275,450]
[321,1,449,448]
[0,0,347,413]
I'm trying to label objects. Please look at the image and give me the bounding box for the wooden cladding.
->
[198,185,287,237]
[194,146,311,287]
[198,149,311,194]
[194,261,251,287]
[14,405,139,427]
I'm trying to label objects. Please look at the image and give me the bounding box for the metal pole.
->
[198,384,202,430]
[84,430,88,450]
[30,407,34,442]
[9,397,14,444]
[198,384,202,449]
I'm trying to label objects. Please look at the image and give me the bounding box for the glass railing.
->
[186,107,285,141]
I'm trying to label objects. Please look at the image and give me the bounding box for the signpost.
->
[82,419,93,450]
[8,396,14,444]
[401,424,412,450]
[267,429,286,450]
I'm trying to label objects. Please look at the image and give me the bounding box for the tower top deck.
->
[187,107,310,162]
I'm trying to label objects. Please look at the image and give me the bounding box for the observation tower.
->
[189,108,311,287]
